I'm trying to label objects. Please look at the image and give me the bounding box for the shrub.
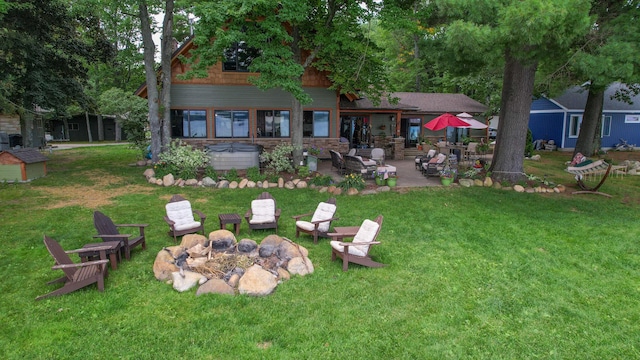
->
[261,143,297,175]
[310,174,333,186]
[246,166,266,182]
[203,166,218,180]
[158,140,209,179]
[338,173,365,191]
[297,166,310,178]
[224,168,241,182]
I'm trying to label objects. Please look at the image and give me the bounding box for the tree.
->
[568,1,640,156]
[99,87,149,157]
[434,0,593,183]
[187,0,389,165]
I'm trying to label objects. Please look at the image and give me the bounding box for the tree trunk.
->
[139,0,161,162]
[97,114,104,141]
[291,97,304,166]
[574,86,604,157]
[160,0,174,152]
[490,51,537,184]
[85,111,93,142]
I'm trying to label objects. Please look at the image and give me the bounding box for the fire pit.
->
[153,230,314,296]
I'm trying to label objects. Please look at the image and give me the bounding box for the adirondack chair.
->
[37,235,110,300]
[292,198,338,244]
[164,195,207,243]
[328,215,385,271]
[93,211,148,260]
[244,192,281,233]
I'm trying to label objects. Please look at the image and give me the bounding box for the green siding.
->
[0,164,22,182]
[171,85,337,110]
[25,163,46,180]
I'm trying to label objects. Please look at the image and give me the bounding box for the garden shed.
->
[0,148,48,182]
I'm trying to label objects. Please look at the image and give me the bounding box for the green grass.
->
[1,145,639,359]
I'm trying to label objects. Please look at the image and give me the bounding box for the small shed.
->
[0,148,48,182]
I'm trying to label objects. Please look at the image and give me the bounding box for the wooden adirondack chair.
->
[37,236,110,300]
[292,198,338,244]
[244,192,281,233]
[328,215,385,271]
[164,195,207,243]
[93,211,148,260]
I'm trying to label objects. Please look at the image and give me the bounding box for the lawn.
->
[1,145,639,359]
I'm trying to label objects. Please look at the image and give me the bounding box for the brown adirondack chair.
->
[292,198,338,244]
[328,215,385,271]
[244,192,281,233]
[93,211,148,260]
[164,195,207,243]
[37,235,110,300]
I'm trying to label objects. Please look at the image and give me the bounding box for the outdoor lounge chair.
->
[164,194,207,243]
[329,150,346,174]
[328,215,385,271]
[415,149,436,170]
[464,142,478,161]
[93,211,148,260]
[422,153,447,177]
[370,147,385,165]
[344,154,377,178]
[37,235,110,300]
[244,192,281,233]
[292,198,338,244]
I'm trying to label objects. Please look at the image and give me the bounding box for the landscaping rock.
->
[483,177,493,187]
[514,185,525,192]
[172,270,207,292]
[217,180,229,188]
[143,168,155,179]
[287,256,314,276]
[163,174,175,187]
[238,179,248,188]
[296,180,308,188]
[238,265,278,296]
[347,188,359,195]
[229,181,238,189]
[196,278,235,296]
[458,178,474,187]
[473,179,484,187]
[202,177,216,187]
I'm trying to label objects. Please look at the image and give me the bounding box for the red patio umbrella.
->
[424,113,471,131]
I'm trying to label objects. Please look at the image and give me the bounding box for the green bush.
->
[261,143,297,176]
[310,174,333,186]
[338,173,365,191]
[203,166,218,180]
[158,140,209,179]
[297,166,310,178]
[223,168,241,182]
[246,166,266,182]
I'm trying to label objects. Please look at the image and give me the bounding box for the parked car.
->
[488,128,497,139]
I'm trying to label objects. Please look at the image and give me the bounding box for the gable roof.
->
[2,148,48,163]
[340,92,488,114]
[553,83,640,111]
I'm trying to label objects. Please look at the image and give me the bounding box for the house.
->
[0,148,48,182]
[47,114,120,142]
[135,38,489,160]
[529,83,640,150]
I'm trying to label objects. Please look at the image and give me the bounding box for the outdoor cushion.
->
[250,199,276,224]
[165,200,201,231]
[330,219,379,257]
[296,202,337,233]
[428,153,446,164]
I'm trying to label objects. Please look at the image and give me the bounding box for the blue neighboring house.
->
[529,83,640,150]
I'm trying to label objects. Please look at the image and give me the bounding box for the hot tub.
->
[206,143,262,170]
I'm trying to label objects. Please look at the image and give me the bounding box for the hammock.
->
[566,159,612,197]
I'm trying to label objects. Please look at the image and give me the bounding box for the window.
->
[601,115,611,137]
[223,42,260,72]
[171,110,206,138]
[257,110,290,138]
[303,111,330,137]
[569,115,582,137]
[215,110,249,138]
[68,123,79,131]
[625,114,640,123]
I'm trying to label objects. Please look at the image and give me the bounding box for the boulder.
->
[162,174,175,187]
[458,178,474,187]
[514,185,525,192]
[143,168,155,179]
[196,278,235,296]
[153,250,179,281]
[171,271,207,292]
[238,265,278,296]
[287,256,314,276]
[180,233,208,249]
[208,230,237,251]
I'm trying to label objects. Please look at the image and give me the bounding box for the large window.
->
[171,110,207,138]
[223,42,260,72]
[303,111,330,137]
[68,123,79,131]
[215,110,249,138]
[601,115,612,137]
[257,110,289,138]
[569,114,582,137]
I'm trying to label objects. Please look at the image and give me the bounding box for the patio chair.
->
[415,149,436,170]
[164,194,207,243]
[328,215,385,271]
[347,148,357,156]
[344,154,377,179]
[464,142,478,161]
[244,192,281,233]
[422,153,447,177]
[292,198,338,244]
[370,147,385,165]
[329,150,346,174]
[93,211,148,260]
[36,235,110,300]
